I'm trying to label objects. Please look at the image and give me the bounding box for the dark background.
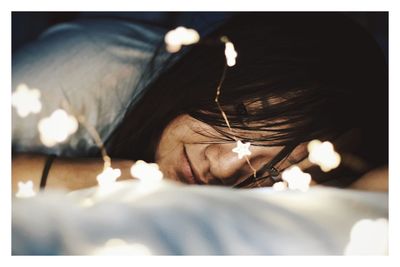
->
[12,12,388,61]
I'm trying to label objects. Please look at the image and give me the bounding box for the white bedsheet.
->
[12,180,388,255]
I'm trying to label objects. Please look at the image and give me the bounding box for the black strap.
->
[40,154,56,190]
[233,142,299,188]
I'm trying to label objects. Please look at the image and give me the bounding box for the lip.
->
[180,146,205,185]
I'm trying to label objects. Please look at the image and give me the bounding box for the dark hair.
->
[106,12,387,186]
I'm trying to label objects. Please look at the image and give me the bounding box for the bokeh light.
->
[91,238,152,255]
[272,181,288,191]
[164,26,200,53]
[130,160,163,182]
[344,218,388,255]
[224,41,237,67]
[281,165,311,192]
[38,109,79,147]
[15,180,36,198]
[307,139,341,172]
[12,83,42,117]
[96,167,121,187]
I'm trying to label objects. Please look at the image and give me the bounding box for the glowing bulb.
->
[344,218,388,255]
[130,160,163,182]
[272,181,288,191]
[92,238,152,255]
[164,26,200,53]
[281,165,311,192]
[12,83,42,117]
[96,167,121,187]
[224,41,237,67]
[15,180,36,198]
[307,139,341,172]
[38,109,78,147]
[232,140,252,159]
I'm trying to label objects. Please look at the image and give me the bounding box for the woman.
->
[12,13,388,192]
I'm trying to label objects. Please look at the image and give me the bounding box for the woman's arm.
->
[348,165,388,192]
[12,153,135,194]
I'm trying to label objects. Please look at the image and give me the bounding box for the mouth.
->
[179,146,205,185]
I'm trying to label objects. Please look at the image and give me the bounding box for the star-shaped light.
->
[307,139,341,172]
[38,109,79,147]
[15,180,36,198]
[224,41,237,67]
[164,26,200,53]
[272,181,288,191]
[12,83,42,117]
[232,140,252,159]
[96,167,121,188]
[130,160,163,182]
[281,165,312,192]
[344,218,388,255]
[92,239,152,255]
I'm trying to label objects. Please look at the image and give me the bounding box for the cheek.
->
[155,115,194,161]
[157,115,215,154]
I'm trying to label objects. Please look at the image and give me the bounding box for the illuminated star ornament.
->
[12,83,42,117]
[223,39,238,67]
[307,139,341,172]
[281,165,312,192]
[92,239,152,255]
[130,160,163,182]
[272,181,288,191]
[164,26,200,53]
[16,180,36,198]
[232,140,252,159]
[38,109,79,147]
[344,218,388,255]
[96,167,121,188]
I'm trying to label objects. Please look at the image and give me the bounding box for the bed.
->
[11,13,389,256]
[12,180,388,255]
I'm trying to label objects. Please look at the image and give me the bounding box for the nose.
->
[204,142,258,184]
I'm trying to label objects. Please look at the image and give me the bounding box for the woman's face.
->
[155,114,308,186]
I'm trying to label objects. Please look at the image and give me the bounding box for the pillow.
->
[12,14,231,157]
[12,18,169,156]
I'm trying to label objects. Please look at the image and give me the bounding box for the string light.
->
[164,30,253,177]
[38,109,78,147]
[222,38,238,67]
[91,238,152,255]
[130,160,163,182]
[214,36,257,178]
[12,83,42,117]
[272,181,288,191]
[164,26,200,53]
[344,218,388,255]
[74,114,112,170]
[232,140,252,159]
[281,165,311,192]
[12,26,345,192]
[96,167,121,188]
[15,180,36,198]
[307,139,341,172]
